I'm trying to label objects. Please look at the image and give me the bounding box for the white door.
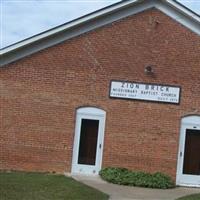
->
[71,107,106,175]
[176,116,200,187]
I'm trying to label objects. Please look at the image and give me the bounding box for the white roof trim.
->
[166,0,200,22]
[1,0,200,66]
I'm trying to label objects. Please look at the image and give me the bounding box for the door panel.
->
[183,129,200,175]
[78,119,99,165]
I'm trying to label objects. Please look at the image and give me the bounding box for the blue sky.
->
[1,0,200,49]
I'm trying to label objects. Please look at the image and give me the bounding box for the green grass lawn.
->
[176,193,200,200]
[0,171,109,200]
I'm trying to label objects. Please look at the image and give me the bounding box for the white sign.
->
[110,81,181,104]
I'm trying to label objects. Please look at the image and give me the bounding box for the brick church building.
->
[1,0,200,187]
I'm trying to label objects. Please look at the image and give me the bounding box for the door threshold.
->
[71,172,100,177]
[177,183,200,188]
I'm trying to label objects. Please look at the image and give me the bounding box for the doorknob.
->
[99,144,102,149]
[180,152,182,157]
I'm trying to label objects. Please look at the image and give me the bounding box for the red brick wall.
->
[1,9,200,179]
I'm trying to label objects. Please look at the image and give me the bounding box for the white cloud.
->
[1,0,200,48]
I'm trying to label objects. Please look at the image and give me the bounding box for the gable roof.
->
[1,0,200,66]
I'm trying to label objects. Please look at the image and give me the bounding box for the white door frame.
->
[176,115,200,187]
[71,107,106,175]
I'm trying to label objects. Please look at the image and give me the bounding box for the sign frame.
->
[109,80,181,105]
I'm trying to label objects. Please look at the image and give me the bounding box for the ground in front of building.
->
[73,175,200,200]
[0,171,108,200]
